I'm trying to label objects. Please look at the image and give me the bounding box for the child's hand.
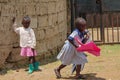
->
[75,45,79,48]
[31,48,34,51]
[12,17,16,23]
[82,37,88,44]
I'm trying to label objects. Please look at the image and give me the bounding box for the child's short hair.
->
[23,15,31,22]
[75,17,86,27]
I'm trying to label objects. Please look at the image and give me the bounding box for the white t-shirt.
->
[13,23,36,48]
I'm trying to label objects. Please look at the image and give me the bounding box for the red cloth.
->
[75,37,101,56]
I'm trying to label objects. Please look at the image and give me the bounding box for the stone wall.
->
[0,0,67,68]
[67,0,71,34]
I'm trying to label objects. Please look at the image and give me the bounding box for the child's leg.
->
[57,64,66,72]
[29,56,36,64]
[31,49,40,71]
[54,64,66,78]
[29,56,40,71]
[75,64,85,79]
[28,48,36,64]
[28,56,35,74]
[27,48,38,74]
[75,65,81,76]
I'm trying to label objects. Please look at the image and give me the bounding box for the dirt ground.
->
[0,45,120,80]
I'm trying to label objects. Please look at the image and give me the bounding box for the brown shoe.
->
[54,69,61,78]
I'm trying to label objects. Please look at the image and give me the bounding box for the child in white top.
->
[54,17,89,79]
[12,16,39,74]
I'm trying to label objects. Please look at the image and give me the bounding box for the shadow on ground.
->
[0,53,58,75]
[60,73,106,80]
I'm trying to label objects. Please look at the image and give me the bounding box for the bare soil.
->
[0,45,120,80]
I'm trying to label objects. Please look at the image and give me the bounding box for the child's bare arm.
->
[12,17,17,29]
[12,17,20,34]
[12,17,15,23]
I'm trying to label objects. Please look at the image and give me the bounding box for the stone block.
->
[61,30,67,42]
[36,3,48,16]
[46,38,54,50]
[10,31,19,45]
[57,33,64,46]
[62,0,67,10]
[38,15,48,27]
[6,48,25,62]
[26,4,36,16]
[0,31,14,45]
[32,29,38,40]
[0,4,1,12]
[58,11,65,23]
[48,14,53,26]
[30,16,37,28]
[46,34,60,50]
[58,21,67,33]
[48,14,58,26]
[0,46,12,67]
[34,0,49,3]
[0,17,11,31]
[36,40,47,53]
[56,0,60,12]
[56,0,66,12]
[14,16,23,27]
[12,42,19,48]
[48,1,56,14]
[0,0,9,3]
[49,0,58,2]
[15,4,26,16]
[1,4,15,17]
[53,34,61,47]
[60,0,66,11]
[52,25,59,36]
[37,29,45,40]
[16,0,33,3]
[9,0,16,4]
[45,28,54,39]
[53,35,60,47]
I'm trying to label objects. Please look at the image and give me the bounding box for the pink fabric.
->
[75,37,100,56]
[20,47,37,57]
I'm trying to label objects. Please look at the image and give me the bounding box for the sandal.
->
[75,75,86,79]
[54,69,61,78]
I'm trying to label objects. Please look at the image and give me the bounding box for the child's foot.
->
[16,69,19,72]
[24,68,28,71]
[74,74,85,79]
[54,69,61,78]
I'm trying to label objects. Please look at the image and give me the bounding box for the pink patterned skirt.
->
[20,47,37,57]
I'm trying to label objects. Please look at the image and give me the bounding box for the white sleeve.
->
[69,30,82,41]
[69,31,78,38]
[13,22,20,34]
[68,30,78,41]
[30,29,36,48]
